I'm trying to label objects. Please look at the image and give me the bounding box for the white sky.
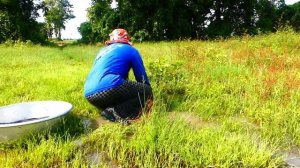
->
[40,0,299,39]
[61,0,92,39]
[286,0,300,4]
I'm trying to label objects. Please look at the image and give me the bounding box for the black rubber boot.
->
[101,107,131,125]
[100,108,116,122]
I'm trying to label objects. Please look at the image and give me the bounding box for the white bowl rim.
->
[0,100,72,128]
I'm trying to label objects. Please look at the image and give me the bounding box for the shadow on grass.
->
[0,113,86,149]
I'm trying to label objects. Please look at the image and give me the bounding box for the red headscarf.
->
[105,29,133,46]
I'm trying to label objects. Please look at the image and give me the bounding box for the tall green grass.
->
[1,30,300,167]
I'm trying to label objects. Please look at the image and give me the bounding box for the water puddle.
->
[73,117,111,148]
[168,112,217,129]
[232,116,259,129]
[81,116,111,132]
[87,152,100,165]
[73,139,83,148]
[286,158,300,167]
[283,147,300,167]
[76,117,120,167]
[87,151,119,168]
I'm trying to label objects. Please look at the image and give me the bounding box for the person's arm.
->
[131,50,150,85]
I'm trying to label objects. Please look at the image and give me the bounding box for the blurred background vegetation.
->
[1,0,300,44]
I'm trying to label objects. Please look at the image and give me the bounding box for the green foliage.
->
[0,11,15,42]
[255,0,278,32]
[1,0,298,44]
[149,60,187,110]
[132,29,150,43]
[78,22,94,44]
[84,0,290,42]
[279,2,300,31]
[0,0,47,43]
[84,113,283,167]
[2,31,300,167]
[43,0,75,40]
[88,0,212,41]
[87,0,119,43]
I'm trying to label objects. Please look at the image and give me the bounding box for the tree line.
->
[0,0,74,43]
[1,0,300,44]
[79,0,300,43]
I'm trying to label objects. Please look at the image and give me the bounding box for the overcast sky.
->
[58,0,299,39]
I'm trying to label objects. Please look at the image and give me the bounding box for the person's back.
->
[84,29,153,123]
[84,43,150,97]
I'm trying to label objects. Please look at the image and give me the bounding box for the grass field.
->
[0,30,300,167]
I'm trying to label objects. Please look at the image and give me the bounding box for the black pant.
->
[86,81,153,120]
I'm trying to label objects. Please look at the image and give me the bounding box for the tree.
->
[83,0,289,43]
[255,0,285,32]
[116,0,212,40]
[43,0,75,40]
[0,10,15,42]
[0,0,47,43]
[78,22,94,43]
[279,2,300,31]
[87,0,119,42]
[205,0,257,37]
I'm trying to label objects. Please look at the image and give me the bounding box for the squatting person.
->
[84,29,153,123]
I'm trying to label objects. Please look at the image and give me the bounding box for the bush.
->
[148,60,187,110]
[132,29,150,43]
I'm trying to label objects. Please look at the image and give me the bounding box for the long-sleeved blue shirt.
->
[84,43,150,97]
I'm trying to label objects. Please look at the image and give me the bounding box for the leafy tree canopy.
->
[0,0,46,43]
[81,0,293,43]
[43,0,75,40]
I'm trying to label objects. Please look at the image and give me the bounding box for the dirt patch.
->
[168,112,217,129]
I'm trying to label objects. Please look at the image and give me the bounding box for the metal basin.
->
[0,101,72,142]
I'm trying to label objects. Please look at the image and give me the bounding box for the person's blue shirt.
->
[84,43,150,97]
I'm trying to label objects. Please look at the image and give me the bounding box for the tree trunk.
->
[215,0,221,22]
